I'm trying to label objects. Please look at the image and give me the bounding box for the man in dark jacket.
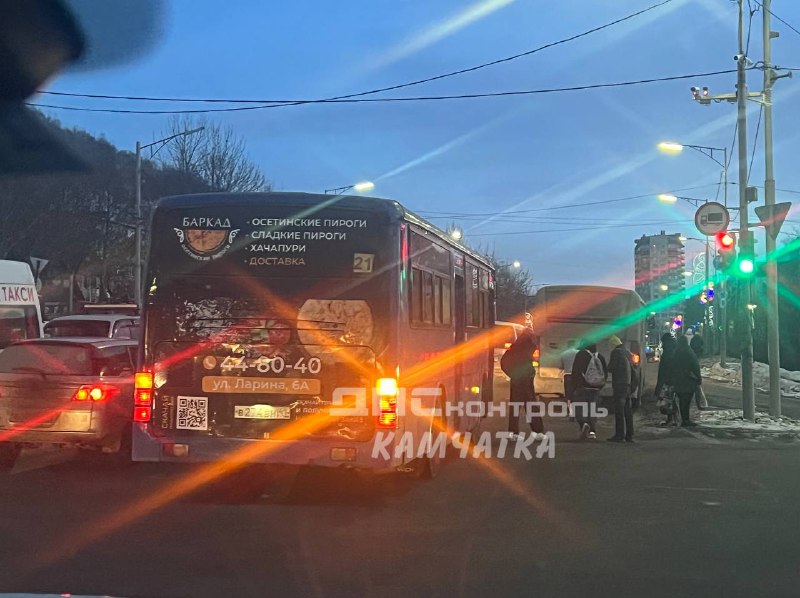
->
[689,333,704,359]
[501,329,543,437]
[670,335,702,427]
[607,335,634,443]
[570,340,607,440]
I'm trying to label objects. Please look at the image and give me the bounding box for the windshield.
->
[44,319,111,338]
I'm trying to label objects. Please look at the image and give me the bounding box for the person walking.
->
[561,340,579,421]
[570,340,607,440]
[689,333,704,359]
[670,335,702,427]
[655,332,678,426]
[500,328,543,438]
[606,335,634,443]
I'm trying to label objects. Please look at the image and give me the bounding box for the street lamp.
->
[135,126,204,306]
[512,260,521,269]
[656,141,728,207]
[324,181,375,194]
[657,193,678,203]
[449,227,463,241]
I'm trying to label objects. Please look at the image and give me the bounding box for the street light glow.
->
[352,181,375,192]
[683,271,693,277]
[512,260,521,269]
[657,194,678,203]
[657,141,684,154]
[679,236,687,242]
[659,284,669,291]
[449,228,463,241]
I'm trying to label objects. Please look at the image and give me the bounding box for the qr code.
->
[176,396,208,430]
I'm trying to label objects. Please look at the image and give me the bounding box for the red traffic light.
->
[715,231,736,251]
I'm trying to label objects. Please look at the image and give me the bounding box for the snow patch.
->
[696,408,800,433]
[700,359,800,398]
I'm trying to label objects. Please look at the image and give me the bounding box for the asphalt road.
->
[1,371,799,598]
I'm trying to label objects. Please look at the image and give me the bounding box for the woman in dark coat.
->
[655,333,678,425]
[669,335,702,427]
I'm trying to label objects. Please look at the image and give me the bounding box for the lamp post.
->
[324,181,375,195]
[135,126,204,306]
[658,140,729,365]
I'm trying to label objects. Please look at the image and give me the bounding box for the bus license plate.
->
[234,405,291,420]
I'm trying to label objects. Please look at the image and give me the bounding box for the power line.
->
[25,68,742,115]
[416,184,721,216]
[751,0,800,38]
[40,0,677,106]
[747,103,763,184]
[469,220,690,236]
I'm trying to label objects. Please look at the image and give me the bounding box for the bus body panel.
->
[0,260,43,350]
[133,192,494,471]
[530,285,646,397]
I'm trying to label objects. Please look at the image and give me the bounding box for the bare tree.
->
[162,116,270,193]
[163,115,207,175]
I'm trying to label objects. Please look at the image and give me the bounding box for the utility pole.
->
[134,141,142,310]
[762,0,781,416]
[737,0,755,421]
[134,127,204,307]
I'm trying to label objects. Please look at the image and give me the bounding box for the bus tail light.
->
[72,384,119,402]
[134,370,153,422]
[376,378,398,429]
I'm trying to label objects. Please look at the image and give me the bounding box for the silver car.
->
[0,338,137,470]
[44,314,140,340]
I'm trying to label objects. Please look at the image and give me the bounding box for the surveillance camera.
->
[734,53,745,62]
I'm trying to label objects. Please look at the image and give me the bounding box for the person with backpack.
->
[501,328,543,438]
[561,340,580,421]
[689,332,704,359]
[570,340,607,440]
[606,335,634,443]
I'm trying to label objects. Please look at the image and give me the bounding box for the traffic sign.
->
[695,202,730,236]
[754,202,792,239]
[29,257,49,278]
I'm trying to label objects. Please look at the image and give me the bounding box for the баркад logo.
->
[174,216,239,261]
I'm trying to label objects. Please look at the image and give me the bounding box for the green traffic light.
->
[739,258,755,274]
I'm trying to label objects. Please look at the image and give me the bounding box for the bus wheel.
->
[0,443,21,473]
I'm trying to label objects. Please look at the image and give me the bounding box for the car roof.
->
[10,337,138,349]
[495,321,524,329]
[45,315,139,323]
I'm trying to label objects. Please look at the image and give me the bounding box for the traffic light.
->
[715,231,736,270]
[737,231,755,277]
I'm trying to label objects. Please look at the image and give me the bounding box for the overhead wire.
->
[751,0,800,38]
[25,69,743,114]
[416,184,722,216]
[747,104,763,184]
[39,0,677,106]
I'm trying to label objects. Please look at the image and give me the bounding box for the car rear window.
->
[0,343,94,375]
[44,319,111,338]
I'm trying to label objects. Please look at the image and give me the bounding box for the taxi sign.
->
[695,202,730,236]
